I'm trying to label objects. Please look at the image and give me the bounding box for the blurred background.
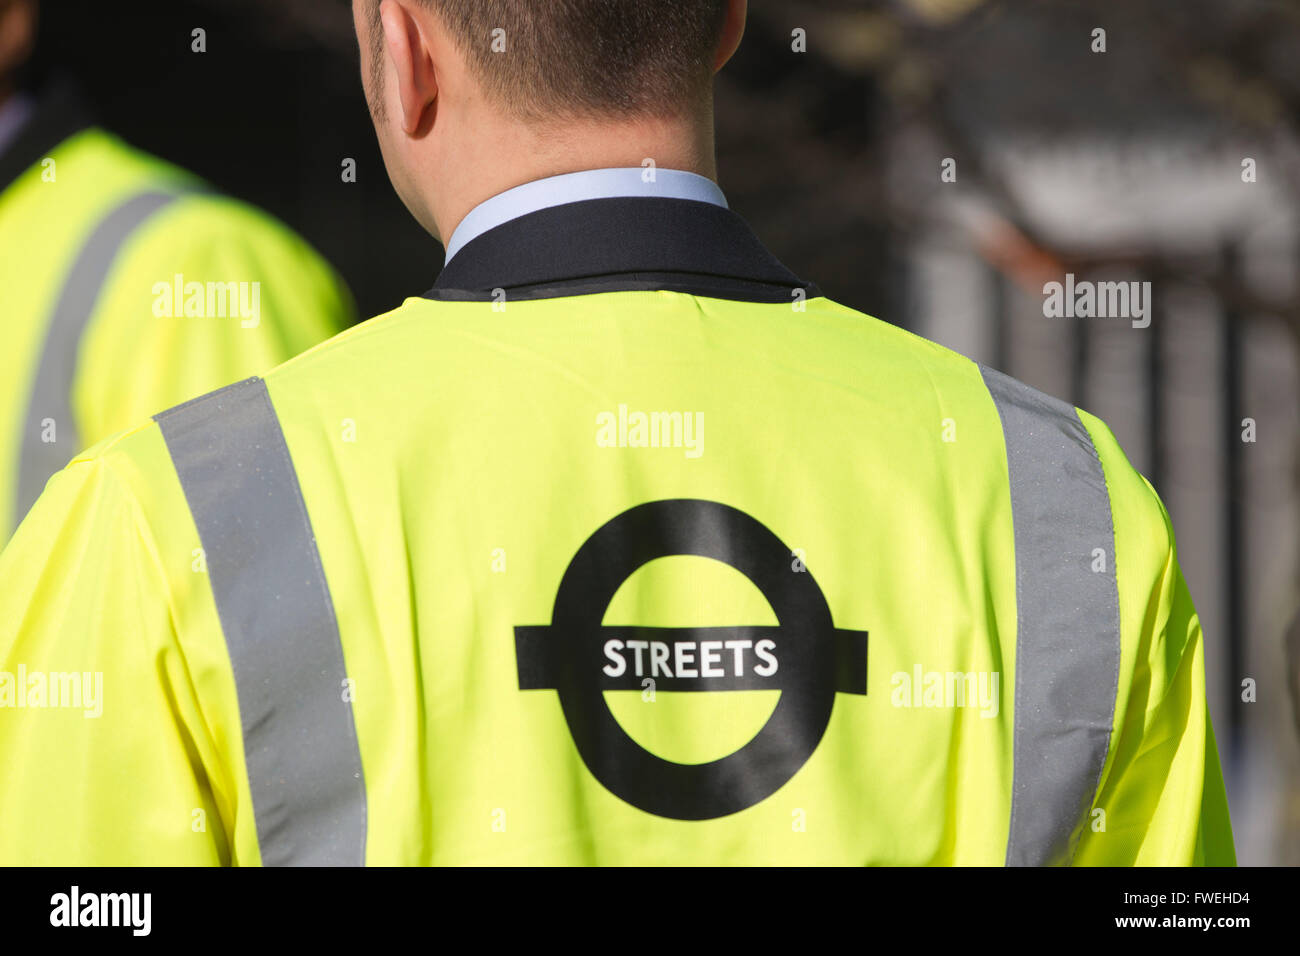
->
[32,0,1300,864]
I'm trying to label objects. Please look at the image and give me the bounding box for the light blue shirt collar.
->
[443,167,727,263]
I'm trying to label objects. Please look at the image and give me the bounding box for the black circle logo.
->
[516,499,869,820]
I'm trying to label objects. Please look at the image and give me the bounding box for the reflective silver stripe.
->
[15,190,183,531]
[980,365,1121,867]
[155,377,367,867]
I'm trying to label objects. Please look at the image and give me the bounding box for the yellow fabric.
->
[1071,428,1237,866]
[0,290,1234,865]
[0,126,353,535]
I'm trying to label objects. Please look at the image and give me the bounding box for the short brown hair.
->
[368,0,729,121]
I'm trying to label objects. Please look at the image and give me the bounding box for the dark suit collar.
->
[425,196,819,304]
[0,80,95,196]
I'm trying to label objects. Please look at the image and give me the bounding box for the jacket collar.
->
[0,81,94,196]
[444,167,728,263]
[426,196,819,304]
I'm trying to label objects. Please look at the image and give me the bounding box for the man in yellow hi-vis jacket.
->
[0,0,1234,865]
[0,0,353,537]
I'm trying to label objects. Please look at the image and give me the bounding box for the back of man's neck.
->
[430,107,717,246]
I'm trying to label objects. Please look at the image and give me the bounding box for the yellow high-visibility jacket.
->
[0,94,352,537]
[0,194,1234,866]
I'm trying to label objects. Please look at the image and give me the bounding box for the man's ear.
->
[713,0,747,72]
[378,0,439,135]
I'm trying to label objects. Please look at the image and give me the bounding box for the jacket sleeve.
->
[0,452,230,865]
[1073,468,1236,866]
[71,193,355,443]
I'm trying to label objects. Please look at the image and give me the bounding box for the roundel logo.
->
[514,499,868,820]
